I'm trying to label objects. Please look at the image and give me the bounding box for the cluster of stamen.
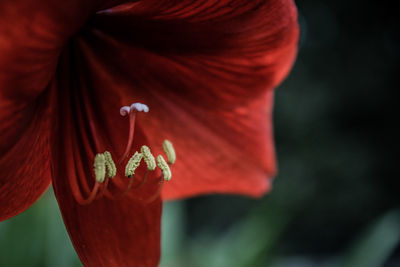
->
[72,102,176,205]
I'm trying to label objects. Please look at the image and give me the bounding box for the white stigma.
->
[120,102,149,116]
[130,103,149,113]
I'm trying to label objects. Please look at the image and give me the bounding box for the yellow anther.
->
[125,152,143,178]
[141,145,156,171]
[157,155,172,181]
[93,153,106,183]
[162,140,176,164]
[103,151,116,178]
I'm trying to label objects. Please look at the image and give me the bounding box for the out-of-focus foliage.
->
[1,0,398,266]
[0,190,81,267]
[342,210,400,267]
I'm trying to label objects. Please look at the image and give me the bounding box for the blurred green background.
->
[1,0,398,266]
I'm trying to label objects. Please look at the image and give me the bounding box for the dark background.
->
[1,1,398,266]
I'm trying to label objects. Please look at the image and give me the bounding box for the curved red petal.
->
[73,0,299,199]
[50,51,161,267]
[0,94,51,221]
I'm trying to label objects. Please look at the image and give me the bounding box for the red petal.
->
[0,95,51,221]
[0,0,137,107]
[52,182,161,267]
[0,0,129,221]
[73,0,299,199]
[0,0,100,100]
[49,51,162,267]
[52,178,161,267]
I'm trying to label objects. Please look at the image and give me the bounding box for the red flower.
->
[0,0,299,266]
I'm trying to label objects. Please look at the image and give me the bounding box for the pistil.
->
[119,103,149,163]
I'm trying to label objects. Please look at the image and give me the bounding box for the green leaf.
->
[342,209,400,267]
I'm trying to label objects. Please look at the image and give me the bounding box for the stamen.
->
[103,151,116,178]
[157,155,172,181]
[141,145,156,171]
[163,140,176,164]
[75,101,179,205]
[93,153,106,183]
[125,151,143,178]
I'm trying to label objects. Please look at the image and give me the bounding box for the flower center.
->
[71,103,175,205]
